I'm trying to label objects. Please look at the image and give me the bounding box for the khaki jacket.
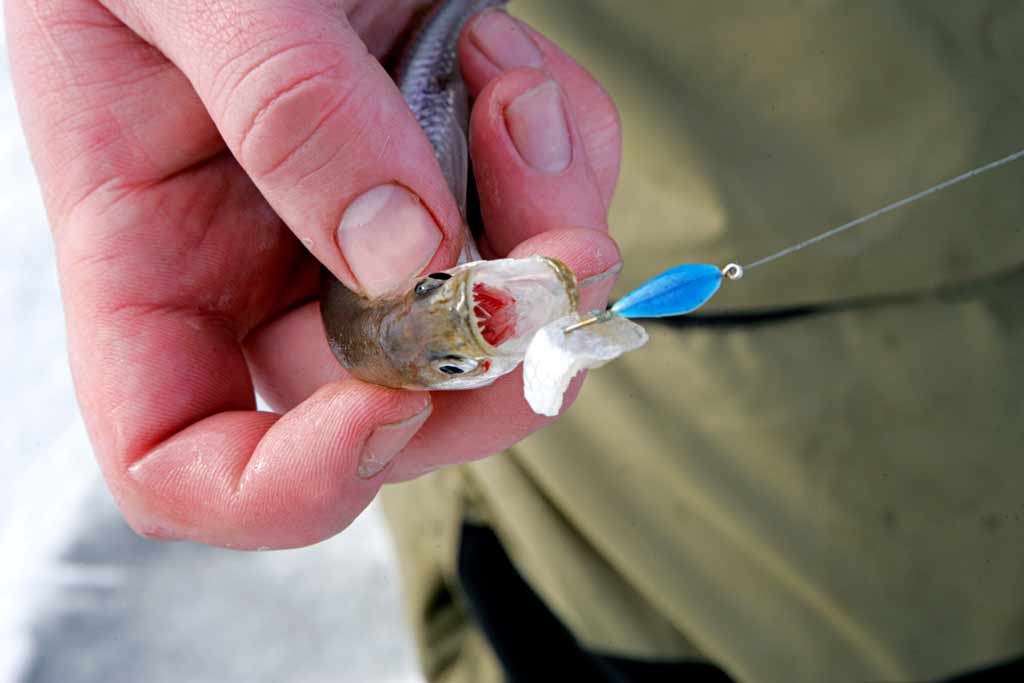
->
[382,3,1024,682]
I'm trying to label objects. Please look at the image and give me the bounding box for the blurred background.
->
[0,13,422,683]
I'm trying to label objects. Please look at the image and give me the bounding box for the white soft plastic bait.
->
[524,313,648,416]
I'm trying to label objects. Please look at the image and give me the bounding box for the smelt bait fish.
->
[322,0,618,405]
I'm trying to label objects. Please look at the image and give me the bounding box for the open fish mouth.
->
[457,257,579,358]
[472,281,517,347]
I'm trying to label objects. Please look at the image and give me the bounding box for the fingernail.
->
[470,9,543,70]
[505,81,571,173]
[579,263,623,312]
[357,403,432,480]
[338,184,443,299]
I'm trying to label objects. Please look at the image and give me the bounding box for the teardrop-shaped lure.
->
[610,263,723,318]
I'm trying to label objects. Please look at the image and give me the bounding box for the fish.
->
[320,0,583,391]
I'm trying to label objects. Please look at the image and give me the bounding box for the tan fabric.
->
[518,1,1024,310]
[380,468,504,683]
[470,271,1024,683]
[381,3,1024,682]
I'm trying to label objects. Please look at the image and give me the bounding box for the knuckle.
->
[582,86,622,146]
[584,112,622,164]
[215,36,375,178]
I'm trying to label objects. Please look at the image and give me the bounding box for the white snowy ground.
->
[0,17,422,683]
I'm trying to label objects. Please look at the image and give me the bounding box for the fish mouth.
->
[459,257,579,357]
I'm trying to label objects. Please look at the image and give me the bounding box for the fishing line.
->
[734,148,1024,277]
[567,147,1024,332]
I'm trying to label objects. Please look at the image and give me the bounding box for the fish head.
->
[377,256,579,390]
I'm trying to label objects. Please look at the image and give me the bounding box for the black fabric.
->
[456,522,734,682]
[941,655,1024,682]
[456,522,1024,683]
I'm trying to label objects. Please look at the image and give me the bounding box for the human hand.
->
[8,1,622,548]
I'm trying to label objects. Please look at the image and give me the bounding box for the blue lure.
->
[610,263,725,319]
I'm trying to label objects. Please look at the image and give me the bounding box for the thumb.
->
[104,0,463,298]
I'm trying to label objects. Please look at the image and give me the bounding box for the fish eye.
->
[433,355,478,376]
[415,273,452,297]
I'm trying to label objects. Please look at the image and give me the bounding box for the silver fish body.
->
[395,0,506,246]
[321,0,580,391]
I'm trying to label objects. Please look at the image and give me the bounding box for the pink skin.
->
[7,2,622,548]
